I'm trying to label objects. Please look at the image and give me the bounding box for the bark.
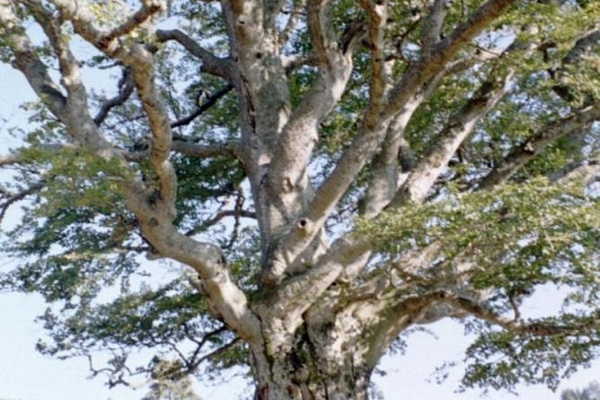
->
[250,320,373,400]
[1,0,599,399]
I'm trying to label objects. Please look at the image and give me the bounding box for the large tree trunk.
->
[251,323,373,400]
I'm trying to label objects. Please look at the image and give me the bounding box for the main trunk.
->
[251,324,373,400]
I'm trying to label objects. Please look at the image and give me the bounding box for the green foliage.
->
[359,178,600,390]
[358,179,599,288]
[462,313,600,392]
[142,360,202,400]
[0,0,599,396]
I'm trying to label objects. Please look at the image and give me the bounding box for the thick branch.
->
[391,70,514,206]
[137,223,262,344]
[5,0,260,346]
[421,0,450,54]
[276,0,516,273]
[552,29,600,102]
[361,62,464,218]
[269,0,353,182]
[0,153,22,166]
[549,158,600,185]
[306,0,335,67]
[262,2,359,282]
[0,1,66,116]
[129,54,178,219]
[270,234,373,321]
[171,140,241,160]
[358,0,388,128]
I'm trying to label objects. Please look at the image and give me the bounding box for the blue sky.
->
[1,43,599,400]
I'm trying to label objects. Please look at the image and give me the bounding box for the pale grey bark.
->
[1,0,598,399]
[0,0,262,347]
[392,70,515,205]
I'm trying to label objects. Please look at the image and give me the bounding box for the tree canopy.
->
[562,381,600,400]
[0,0,599,399]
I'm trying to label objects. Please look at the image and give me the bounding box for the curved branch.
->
[5,0,261,347]
[445,295,600,336]
[100,0,164,44]
[0,1,67,117]
[155,29,234,81]
[94,68,135,126]
[0,182,43,224]
[185,209,256,236]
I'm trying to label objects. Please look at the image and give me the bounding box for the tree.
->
[0,0,599,399]
[141,359,202,400]
[561,382,600,400]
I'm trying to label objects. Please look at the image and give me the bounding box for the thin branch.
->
[192,337,241,368]
[383,0,516,120]
[170,84,234,128]
[477,105,600,190]
[185,209,256,237]
[445,295,600,336]
[278,3,304,46]
[0,182,43,224]
[100,0,164,45]
[94,68,135,126]
[184,326,230,370]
